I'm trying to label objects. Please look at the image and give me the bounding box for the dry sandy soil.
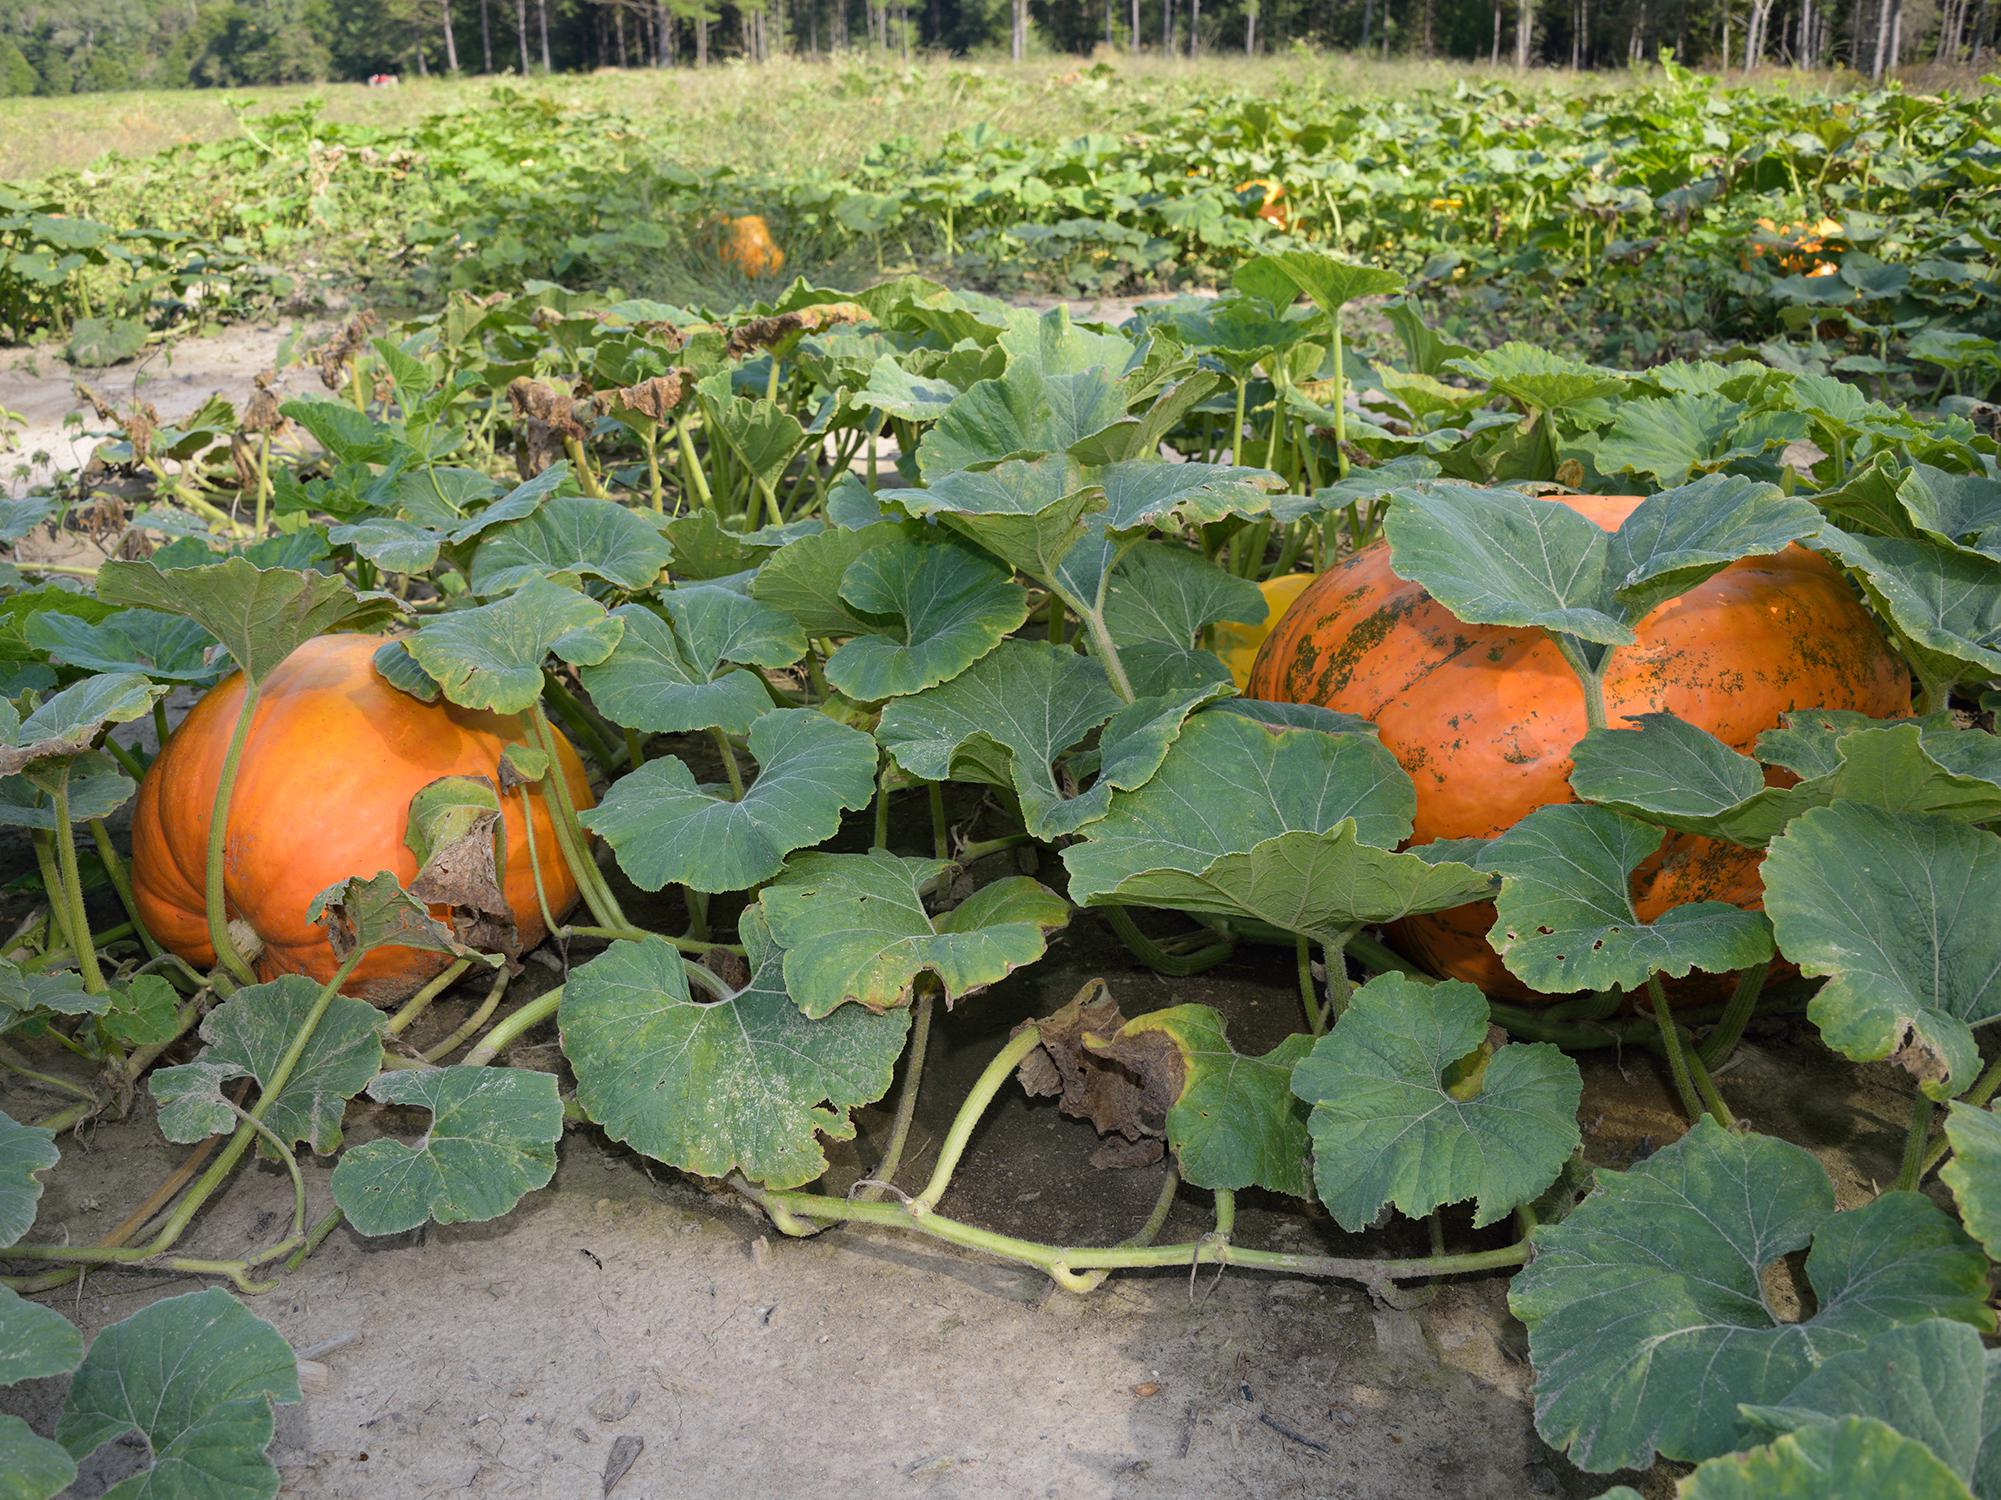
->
[0,319,1932,1500]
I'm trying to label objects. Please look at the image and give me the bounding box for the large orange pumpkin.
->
[719,214,785,278]
[1247,494,1910,999]
[131,633,594,1003]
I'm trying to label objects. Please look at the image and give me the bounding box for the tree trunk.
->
[1744,0,1767,67]
[1421,0,1433,52]
[1163,0,1174,54]
[1888,0,1903,65]
[697,14,709,63]
[1361,0,1375,50]
[1870,0,1895,76]
[1244,0,1255,51]
[441,0,459,68]
[479,0,493,69]
[1190,0,1200,53]
[1971,0,1991,59]
[1491,0,1502,61]
[536,0,551,68]
[658,1,672,61]
[1130,0,1139,48]
[1012,0,1026,58]
[515,0,530,70]
[1106,0,1113,48]
[1515,0,1532,63]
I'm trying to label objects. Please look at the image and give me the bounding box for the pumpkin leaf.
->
[1481,803,1774,995]
[1675,1418,1973,1500]
[823,532,1030,701]
[0,672,165,776]
[1508,1117,1993,1473]
[1604,474,1821,622]
[1381,482,1633,647]
[748,521,905,637]
[886,454,1103,581]
[0,1108,57,1250]
[1098,460,1284,532]
[760,851,1069,1018]
[1763,803,2001,1099]
[915,364,1127,479]
[94,557,399,685]
[1291,974,1581,1231]
[330,1065,563,1235]
[404,576,624,715]
[404,776,518,957]
[95,974,182,1049]
[1236,250,1405,316]
[579,591,801,737]
[1445,341,1625,414]
[1897,464,2001,564]
[327,516,443,575]
[23,608,225,685]
[0,1284,82,1390]
[1942,1104,2001,1267]
[468,495,674,596]
[57,1288,300,1498]
[700,388,806,495]
[0,1409,75,1500]
[308,869,495,965]
[875,640,1124,838]
[148,975,384,1154]
[1062,710,1420,924]
[1815,529,2001,686]
[1103,542,1264,697]
[561,918,912,1190]
[1568,712,1814,847]
[579,707,877,893]
[1739,1320,2000,1496]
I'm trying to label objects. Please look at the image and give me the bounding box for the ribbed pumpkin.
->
[131,633,594,1003]
[1246,494,1910,999]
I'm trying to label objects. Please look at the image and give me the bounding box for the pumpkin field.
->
[0,52,1999,1500]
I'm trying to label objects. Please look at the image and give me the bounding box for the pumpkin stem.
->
[206,678,264,988]
[49,769,106,996]
[853,991,934,1205]
[1647,975,1718,1126]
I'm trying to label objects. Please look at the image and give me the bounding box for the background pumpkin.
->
[1215,572,1319,688]
[719,214,785,277]
[1247,494,1910,999]
[131,633,594,1003]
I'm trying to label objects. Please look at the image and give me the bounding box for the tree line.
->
[0,0,1987,100]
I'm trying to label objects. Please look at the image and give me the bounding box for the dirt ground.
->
[0,318,1935,1500]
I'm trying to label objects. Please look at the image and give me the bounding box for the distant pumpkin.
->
[1236,178,1289,229]
[1214,573,1318,689]
[720,214,785,278]
[1747,215,1844,277]
[1247,494,1909,1000]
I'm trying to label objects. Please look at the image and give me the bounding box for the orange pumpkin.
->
[1747,216,1844,278]
[719,214,785,278]
[1236,178,1290,229]
[131,633,594,1003]
[1247,494,1909,999]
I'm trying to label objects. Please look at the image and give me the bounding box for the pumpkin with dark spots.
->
[131,633,594,1004]
[1246,494,1910,1000]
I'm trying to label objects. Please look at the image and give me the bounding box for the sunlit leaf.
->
[1816,529,2001,686]
[1103,542,1263,697]
[1898,464,2001,564]
[1605,474,1820,621]
[824,532,1030,701]
[24,608,224,685]
[1675,1418,1973,1500]
[1943,1104,2001,1268]
[468,495,674,596]
[579,591,800,736]
[404,576,623,714]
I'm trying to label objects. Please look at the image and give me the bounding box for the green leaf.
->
[824,533,1030,701]
[916,364,1126,479]
[886,454,1103,580]
[468,495,674,596]
[0,1410,76,1500]
[65,315,148,367]
[561,920,912,1189]
[1739,1321,1998,1495]
[1943,1104,2001,1265]
[0,1284,82,1386]
[1482,803,1774,995]
[1569,712,1813,847]
[1381,483,1633,647]
[1898,464,2001,564]
[327,516,442,575]
[580,707,877,892]
[148,975,384,1154]
[0,672,166,776]
[749,521,905,637]
[1764,803,2001,1098]
[404,577,624,715]
[1235,250,1405,316]
[1098,461,1283,532]
[1446,341,1624,414]
[330,1065,562,1235]
[855,352,960,422]
[875,640,1124,838]
[1677,1418,1972,1500]
[1103,542,1263,697]
[1604,475,1821,622]
[1291,974,1581,1230]
[94,558,399,685]
[0,1109,57,1250]
[579,591,801,737]
[1063,710,1419,916]
[1816,529,2001,686]
[760,851,1069,1018]
[24,608,224,685]
[701,388,806,494]
[58,1288,300,1499]
[1508,1118,1993,1473]
[97,974,182,1048]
